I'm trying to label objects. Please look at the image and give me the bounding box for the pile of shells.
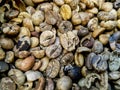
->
[0,0,120,90]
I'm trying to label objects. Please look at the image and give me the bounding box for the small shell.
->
[25,70,43,81]
[60,4,72,20]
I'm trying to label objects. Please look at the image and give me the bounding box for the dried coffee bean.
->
[74,53,84,67]
[0,37,14,50]
[86,53,96,70]
[57,76,72,90]
[5,51,14,63]
[39,22,52,32]
[45,78,54,90]
[34,77,45,90]
[5,9,19,19]
[23,18,34,31]
[114,0,120,9]
[40,30,56,47]
[109,31,120,50]
[109,71,120,80]
[25,70,43,81]
[78,73,100,89]
[81,35,94,48]
[39,57,49,71]
[30,37,39,48]
[0,61,9,72]
[17,51,30,59]
[58,21,73,33]
[60,4,72,20]
[32,60,41,70]
[30,47,45,59]
[92,55,107,72]
[3,23,20,36]
[18,81,33,90]
[76,47,91,53]
[14,36,30,51]
[15,56,35,71]
[72,12,81,25]
[0,77,16,90]
[45,10,58,25]
[87,17,98,31]
[8,69,25,85]
[32,10,44,25]
[60,53,73,65]
[72,83,80,90]
[46,44,62,59]
[76,25,89,37]
[109,50,120,71]
[92,40,103,54]
[64,65,81,81]
[45,59,60,78]
[60,31,79,51]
